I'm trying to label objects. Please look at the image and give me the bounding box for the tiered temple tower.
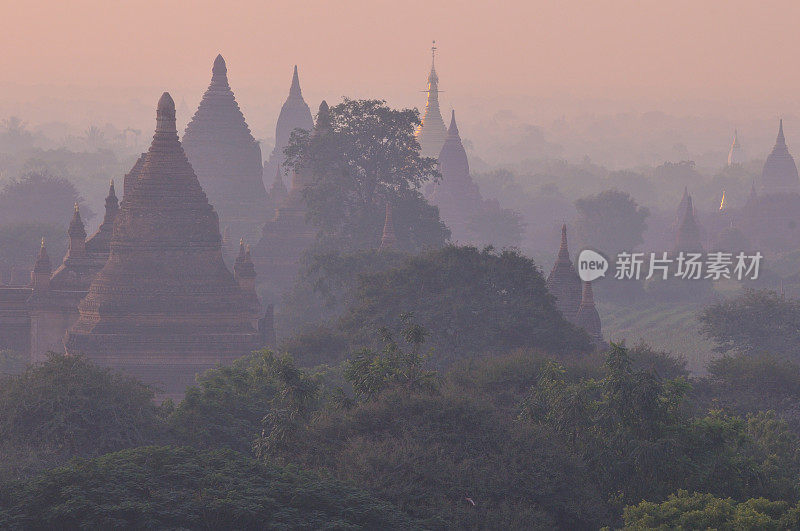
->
[27,182,120,361]
[253,101,331,299]
[735,120,800,252]
[65,93,265,398]
[546,224,582,323]
[415,41,448,159]
[673,193,704,254]
[263,66,314,191]
[759,120,799,194]
[432,110,483,242]
[182,54,267,242]
[574,281,602,345]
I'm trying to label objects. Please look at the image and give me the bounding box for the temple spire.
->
[289,65,302,98]
[777,119,786,148]
[575,281,602,345]
[211,54,228,85]
[448,109,459,136]
[557,223,570,261]
[68,202,87,257]
[379,202,398,251]
[416,41,448,158]
[31,237,51,290]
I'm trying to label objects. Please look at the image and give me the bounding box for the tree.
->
[337,246,593,367]
[0,446,420,529]
[0,353,164,479]
[621,490,800,530]
[0,171,93,227]
[574,189,649,256]
[286,98,449,251]
[344,314,440,400]
[700,289,800,359]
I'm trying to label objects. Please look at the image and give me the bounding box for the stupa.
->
[263,66,314,190]
[431,110,483,241]
[416,41,448,159]
[252,101,331,298]
[574,281,602,345]
[546,224,582,323]
[65,92,265,397]
[182,54,267,242]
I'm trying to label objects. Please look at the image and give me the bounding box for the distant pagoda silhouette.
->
[263,65,314,193]
[431,110,483,241]
[545,224,582,323]
[416,41,448,159]
[253,101,331,299]
[182,54,267,242]
[66,92,265,398]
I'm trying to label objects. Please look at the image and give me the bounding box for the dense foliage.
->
[0,446,419,529]
[700,289,800,359]
[574,189,649,255]
[337,245,593,365]
[0,353,164,480]
[285,98,449,251]
[621,490,800,530]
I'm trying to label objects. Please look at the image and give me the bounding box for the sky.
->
[2,0,800,163]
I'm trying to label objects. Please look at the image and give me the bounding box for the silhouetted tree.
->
[574,189,649,255]
[285,98,448,251]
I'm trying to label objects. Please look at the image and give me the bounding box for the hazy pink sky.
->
[2,0,799,159]
[2,0,799,99]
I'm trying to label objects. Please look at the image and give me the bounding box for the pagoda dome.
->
[760,119,799,194]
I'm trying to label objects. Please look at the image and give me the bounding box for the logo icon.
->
[577,249,608,282]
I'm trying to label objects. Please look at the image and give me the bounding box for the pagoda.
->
[182,54,267,242]
[65,93,265,398]
[673,193,704,254]
[263,66,314,191]
[574,281,603,346]
[415,41,448,159]
[252,101,331,299]
[431,110,483,241]
[727,129,745,166]
[546,224,583,323]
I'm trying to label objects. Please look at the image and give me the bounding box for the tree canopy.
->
[285,98,449,251]
[0,446,419,530]
[574,188,649,256]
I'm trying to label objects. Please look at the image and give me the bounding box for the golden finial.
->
[74,202,79,213]
[41,237,45,247]
[431,40,437,65]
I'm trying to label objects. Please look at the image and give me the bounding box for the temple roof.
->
[85,180,119,254]
[760,119,799,194]
[66,91,259,335]
[68,203,86,240]
[273,66,314,159]
[546,224,582,322]
[182,55,267,239]
[575,281,602,344]
[673,193,704,253]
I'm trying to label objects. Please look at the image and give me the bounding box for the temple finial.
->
[289,65,302,97]
[379,202,398,252]
[156,92,176,134]
[431,40,437,66]
[213,54,227,75]
[777,118,786,147]
[74,202,79,212]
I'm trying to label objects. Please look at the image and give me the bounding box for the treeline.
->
[3,315,800,528]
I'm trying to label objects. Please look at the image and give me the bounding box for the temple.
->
[431,110,484,242]
[263,66,314,194]
[0,180,119,362]
[65,93,266,398]
[252,101,331,299]
[732,120,800,252]
[546,224,582,323]
[182,54,267,242]
[574,281,603,345]
[416,41,448,159]
[727,129,745,166]
[673,192,704,254]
